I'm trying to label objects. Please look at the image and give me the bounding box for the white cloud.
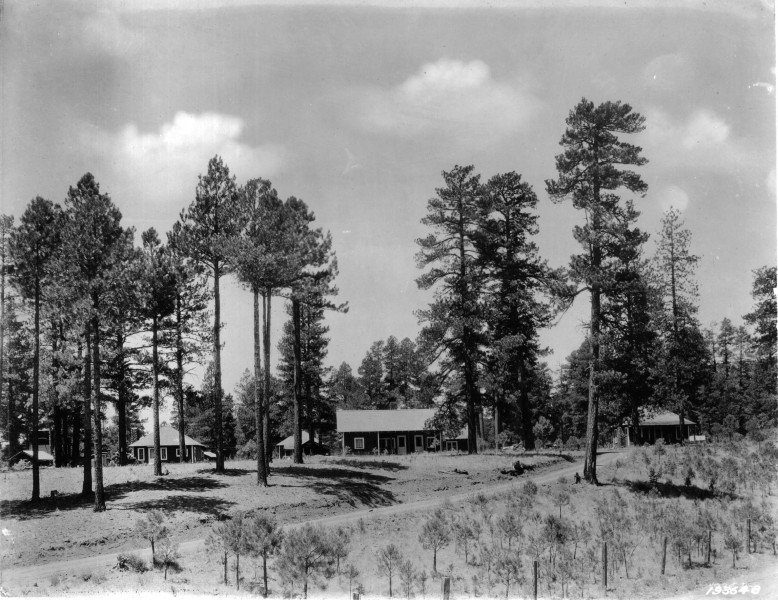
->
[354,59,537,140]
[656,184,690,213]
[641,107,754,173]
[766,168,776,194]
[680,110,730,149]
[84,112,285,216]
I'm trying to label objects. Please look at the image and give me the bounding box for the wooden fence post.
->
[661,536,668,575]
[747,518,752,554]
[533,560,538,600]
[602,542,608,591]
[442,576,450,600]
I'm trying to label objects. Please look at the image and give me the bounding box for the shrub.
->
[521,479,538,498]
[136,510,169,562]
[117,553,147,573]
[156,538,180,580]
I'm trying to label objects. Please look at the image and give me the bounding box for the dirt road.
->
[1,451,614,590]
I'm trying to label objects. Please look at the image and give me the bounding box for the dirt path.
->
[1,451,611,590]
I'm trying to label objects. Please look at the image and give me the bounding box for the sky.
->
[1,0,775,423]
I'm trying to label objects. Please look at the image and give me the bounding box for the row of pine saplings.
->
[123,478,775,599]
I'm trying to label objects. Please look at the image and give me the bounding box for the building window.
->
[160,448,168,461]
[354,437,365,450]
[445,441,458,451]
[138,448,145,461]
[415,435,423,449]
[427,437,436,450]
[176,448,180,457]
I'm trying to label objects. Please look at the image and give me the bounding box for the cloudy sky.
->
[2,1,775,411]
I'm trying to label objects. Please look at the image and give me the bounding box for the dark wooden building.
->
[336,409,469,455]
[129,425,206,463]
[274,431,329,459]
[614,410,701,446]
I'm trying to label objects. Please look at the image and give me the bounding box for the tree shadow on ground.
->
[123,494,235,516]
[195,468,253,477]
[617,479,736,501]
[274,465,397,508]
[324,458,409,472]
[0,476,227,520]
[523,452,576,463]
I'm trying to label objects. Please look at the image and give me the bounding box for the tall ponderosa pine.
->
[232,178,288,485]
[9,198,63,500]
[0,215,13,452]
[476,172,551,450]
[545,99,648,483]
[284,197,342,464]
[61,173,132,510]
[278,291,331,447]
[176,156,245,472]
[652,208,700,439]
[102,235,145,465]
[416,165,485,454]
[140,228,177,476]
[166,223,211,465]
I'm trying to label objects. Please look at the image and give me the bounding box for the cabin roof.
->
[639,410,696,426]
[129,425,204,448]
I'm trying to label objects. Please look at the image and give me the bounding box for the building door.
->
[397,435,407,455]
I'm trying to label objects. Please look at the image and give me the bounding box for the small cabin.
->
[615,410,701,446]
[274,431,329,459]
[336,409,469,455]
[129,425,206,463]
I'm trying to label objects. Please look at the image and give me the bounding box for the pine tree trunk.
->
[213,260,225,472]
[152,316,162,477]
[263,290,271,471]
[82,330,92,496]
[31,280,40,501]
[254,289,267,486]
[71,403,81,468]
[117,332,127,466]
[176,291,186,464]
[91,309,106,511]
[518,360,535,450]
[293,298,303,464]
[583,237,601,484]
[0,248,5,446]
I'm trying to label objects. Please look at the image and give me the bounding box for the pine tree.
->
[652,208,700,439]
[416,165,486,454]
[9,197,63,500]
[139,229,177,476]
[59,174,132,511]
[476,171,552,450]
[0,215,14,453]
[166,223,211,465]
[545,99,648,483]
[176,156,245,472]
[231,178,289,484]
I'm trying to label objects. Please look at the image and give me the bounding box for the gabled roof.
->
[12,449,54,462]
[337,409,439,433]
[129,425,204,448]
[275,431,313,449]
[639,410,696,427]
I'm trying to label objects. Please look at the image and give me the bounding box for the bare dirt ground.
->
[0,450,567,576]
[4,448,774,599]
[0,449,599,597]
